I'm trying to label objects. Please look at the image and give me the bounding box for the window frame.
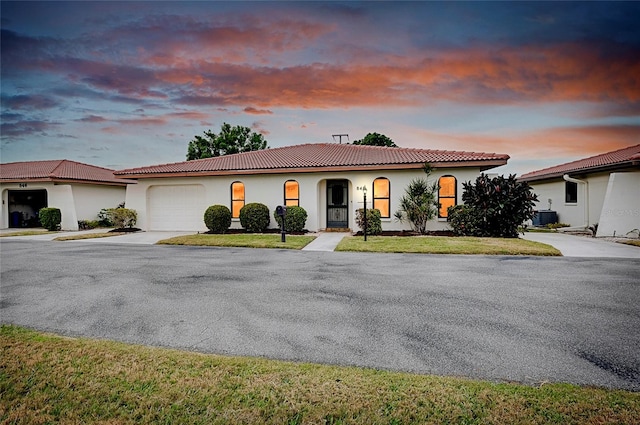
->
[438,175,457,218]
[230,181,245,219]
[284,180,299,207]
[372,177,391,218]
[565,181,578,204]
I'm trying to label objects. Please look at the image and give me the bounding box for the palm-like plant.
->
[394,165,439,234]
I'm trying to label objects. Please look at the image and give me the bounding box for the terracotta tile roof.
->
[115,143,509,177]
[519,144,640,182]
[0,159,134,185]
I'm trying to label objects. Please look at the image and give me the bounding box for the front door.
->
[326,180,348,228]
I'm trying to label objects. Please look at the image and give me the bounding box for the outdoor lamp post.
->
[358,185,368,241]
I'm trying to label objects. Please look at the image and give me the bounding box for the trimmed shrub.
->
[239,203,270,232]
[355,208,382,235]
[107,208,137,229]
[204,205,232,233]
[446,205,477,237]
[78,220,100,230]
[273,205,308,233]
[447,174,538,238]
[98,208,114,227]
[39,207,61,231]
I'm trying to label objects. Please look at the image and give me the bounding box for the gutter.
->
[563,174,589,228]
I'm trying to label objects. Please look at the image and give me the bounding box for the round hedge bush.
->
[239,203,270,232]
[355,208,382,235]
[273,205,308,233]
[204,205,232,233]
[39,207,62,231]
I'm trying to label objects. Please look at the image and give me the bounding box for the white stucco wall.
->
[597,172,640,237]
[1,182,127,230]
[125,168,485,232]
[528,172,612,228]
[71,184,127,221]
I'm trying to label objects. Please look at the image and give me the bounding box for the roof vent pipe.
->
[563,174,589,228]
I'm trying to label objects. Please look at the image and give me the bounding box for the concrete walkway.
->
[302,232,350,251]
[521,231,640,258]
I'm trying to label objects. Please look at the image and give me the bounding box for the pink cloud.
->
[243,107,273,115]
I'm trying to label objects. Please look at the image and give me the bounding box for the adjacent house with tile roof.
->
[114,143,509,232]
[1,160,134,230]
[519,144,640,237]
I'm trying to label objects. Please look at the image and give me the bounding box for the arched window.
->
[438,176,456,218]
[231,181,245,218]
[284,180,299,206]
[373,177,391,218]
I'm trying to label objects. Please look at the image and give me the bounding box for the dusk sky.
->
[1,1,639,175]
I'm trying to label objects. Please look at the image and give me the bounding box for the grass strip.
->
[157,233,316,249]
[1,325,638,425]
[0,230,53,237]
[617,239,640,247]
[54,232,127,241]
[336,235,561,256]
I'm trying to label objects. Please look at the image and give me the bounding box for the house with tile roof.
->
[1,160,134,230]
[114,143,509,233]
[519,144,640,237]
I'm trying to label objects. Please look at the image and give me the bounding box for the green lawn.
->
[1,326,638,425]
[157,233,316,249]
[336,235,561,256]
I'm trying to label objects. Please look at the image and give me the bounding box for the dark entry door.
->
[326,180,348,228]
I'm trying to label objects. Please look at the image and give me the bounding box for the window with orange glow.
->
[373,177,390,218]
[438,176,456,218]
[284,180,299,206]
[231,181,245,218]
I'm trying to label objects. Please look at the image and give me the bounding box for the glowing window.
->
[284,180,299,206]
[373,177,390,218]
[231,181,245,218]
[438,176,456,218]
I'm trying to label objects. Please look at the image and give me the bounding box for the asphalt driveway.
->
[1,239,639,391]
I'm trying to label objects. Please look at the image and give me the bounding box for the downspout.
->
[563,174,589,228]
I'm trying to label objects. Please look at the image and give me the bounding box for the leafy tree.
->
[394,165,439,234]
[447,174,538,238]
[352,132,397,147]
[186,123,269,160]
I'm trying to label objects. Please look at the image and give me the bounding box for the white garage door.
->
[147,185,206,231]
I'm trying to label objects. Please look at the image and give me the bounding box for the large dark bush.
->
[239,202,270,232]
[273,205,308,233]
[39,207,61,231]
[355,208,382,235]
[204,205,232,233]
[448,174,538,238]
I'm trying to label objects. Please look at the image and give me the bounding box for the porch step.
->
[324,228,351,233]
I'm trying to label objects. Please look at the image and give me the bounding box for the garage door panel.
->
[147,185,206,231]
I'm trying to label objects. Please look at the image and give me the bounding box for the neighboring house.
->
[114,143,509,232]
[519,144,640,237]
[1,160,134,230]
